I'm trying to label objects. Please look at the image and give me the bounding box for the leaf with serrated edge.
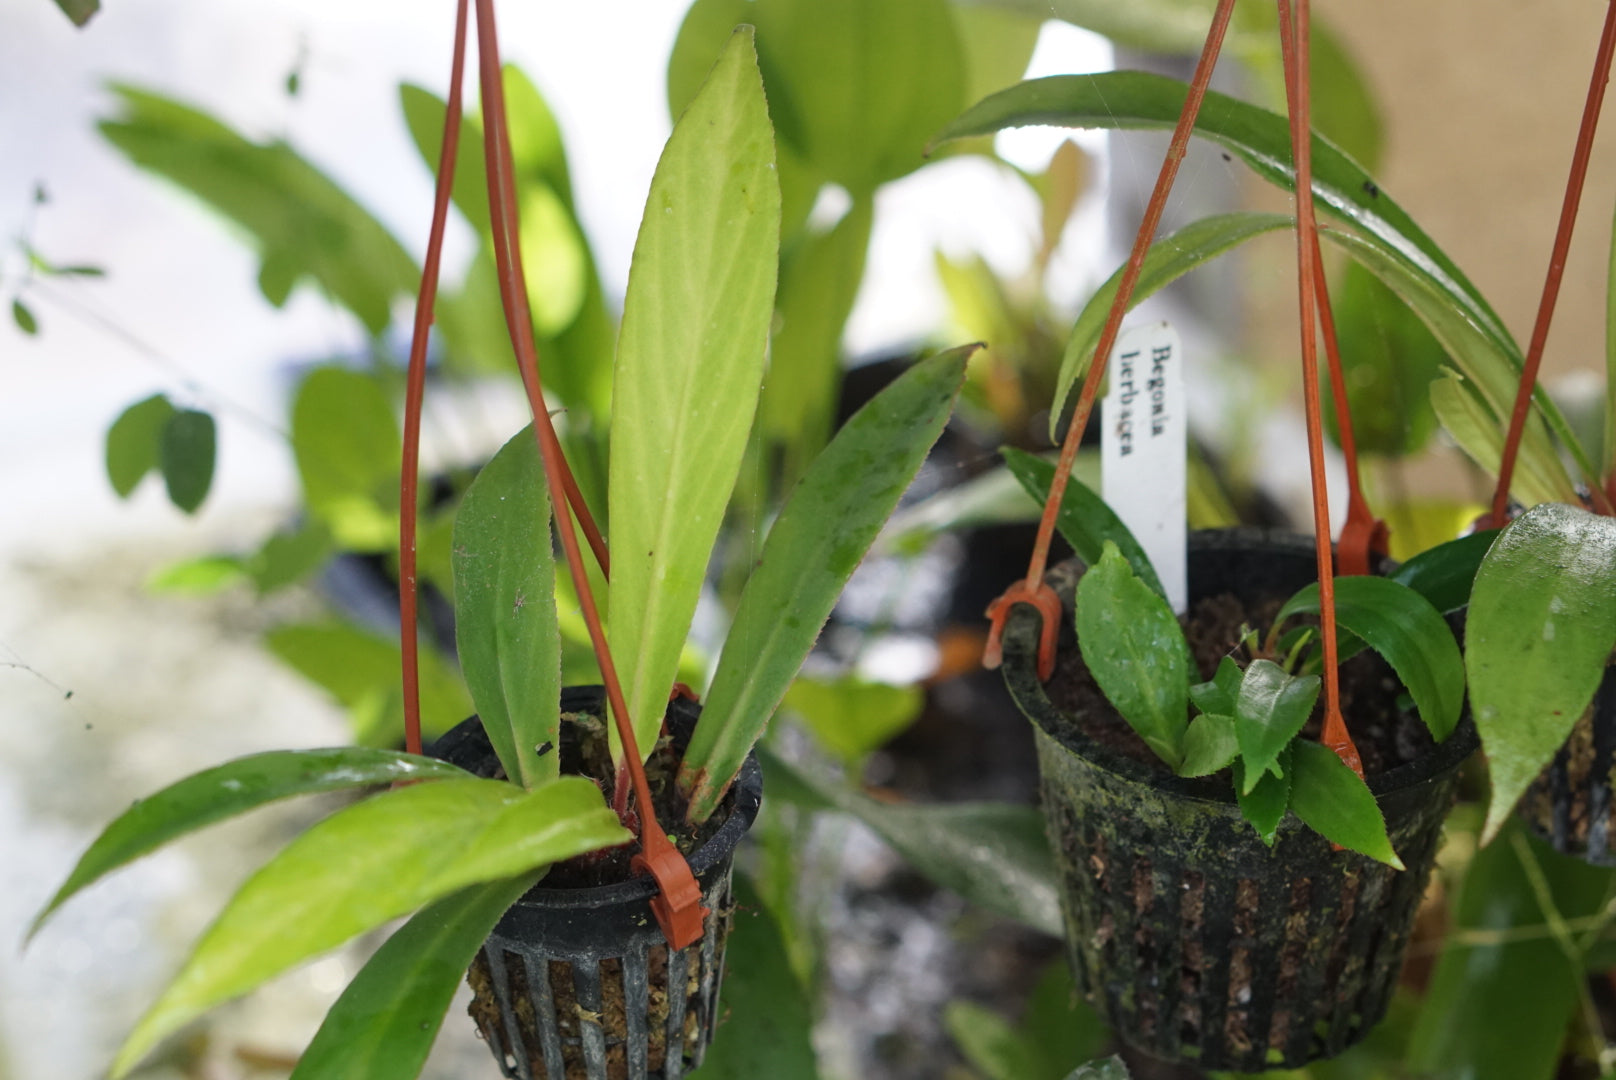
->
[1234,752,1290,846]
[607,28,780,763]
[683,347,970,819]
[452,425,560,789]
[1188,655,1242,716]
[30,748,470,940]
[111,777,628,1077]
[1469,503,1616,844]
[1074,543,1188,769]
[1234,660,1318,793]
[288,872,539,1080]
[1178,713,1237,778]
[1277,575,1464,743]
[1290,740,1404,868]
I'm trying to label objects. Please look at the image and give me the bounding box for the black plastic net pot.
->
[433,687,764,1080]
[1517,664,1616,865]
[999,529,1475,1072]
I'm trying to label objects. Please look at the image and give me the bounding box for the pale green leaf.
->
[1468,503,1616,844]
[291,367,400,550]
[608,28,781,761]
[782,675,923,769]
[1429,370,1578,508]
[1177,712,1237,778]
[112,777,629,1077]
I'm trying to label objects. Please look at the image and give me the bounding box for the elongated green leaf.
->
[160,408,216,514]
[684,346,970,819]
[1048,211,1290,434]
[1074,543,1188,769]
[759,745,1061,935]
[11,297,38,335]
[399,82,492,236]
[1387,528,1500,614]
[106,393,176,497]
[100,86,417,334]
[608,29,781,763]
[291,366,401,549]
[452,427,560,789]
[31,749,469,939]
[1427,369,1578,508]
[1178,713,1237,778]
[113,776,629,1077]
[1289,740,1403,868]
[1468,503,1616,844]
[1276,576,1464,743]
[1234,751,1290,846]
[1002,446,1164,598]
[1234,660,1318,791]
[288,872,538,1080]
[947,1001,1044,1080]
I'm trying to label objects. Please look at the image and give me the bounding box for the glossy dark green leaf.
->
[685,346,970,819]
[1233,751,1289,847]
[11,297,38,335]
[159,408,215,514]
[697,872,818,1080]
[106,393,176,498]
[1178,713,1237,778]
[1467,503,1616,843]
[1074,543,1188,769]
[782,674,922,769]
[31,748,470,939]
[112,776,629,1077]
[1289,741,1402,868]
[759,744,1061,935]
[1002,446,1165,598]
[1408,820,1616,1080]
[452,426,560,789]
[1188,655,1241,716]
[1387,528,1500,614]
[288,872,538,1080]
[291,366,400,549]
[1233,660,1318,791]
[1276,576,1464,743]
[100,86,417,334]
[608,29,781,764]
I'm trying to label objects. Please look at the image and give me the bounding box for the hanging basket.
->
[1000,529,1474,1072]
[1517,664,1616,865]
[433,688,764,1080]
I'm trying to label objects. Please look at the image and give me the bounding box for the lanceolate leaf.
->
[1468,503,1616,844]
[453,426,561,789]
[1074,543,1188,769]
[1234,752,1290,847]
[112,777,629,1077]
[1387,528,1500,614]
[1427,370,1578,508]
[159,408,216,514]
[1177,713,1237,778]
[288,872,539,1080]
[1002,446,1164,598]
[1276,576,1465,743]
[30,749,470,939]
[106,393,175,497]
[1289,740,1403,868]
[683,346,971,820]
[607,28,781,762]
[1234,660,1318,791]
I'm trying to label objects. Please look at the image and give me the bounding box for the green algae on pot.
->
[1000,531,1475,1071]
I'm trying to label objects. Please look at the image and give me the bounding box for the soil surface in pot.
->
[1042,561,1440,783]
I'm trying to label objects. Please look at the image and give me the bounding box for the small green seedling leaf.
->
[112,776,629,1077]
[684,346,970,819]
[1178,713,1238,778]
[1188,655,1242,716]
[12,297,39,334]
[1234,660,1319,793]
[1066,1057,1132,1080]
[1468,503,1616,845]
[1388,528,1501,614]
[1074,542,1188,769]
[1289,740,1404,868]
[288,872,540,1080]
[1277,575,1464,742]
[452,426,561,789]
[1234,751,1291,846]
[30,748,470,940]
[1002,446,1165,599]
[608,28,781,763]
[106,393,177,497]
[159,408,216,513]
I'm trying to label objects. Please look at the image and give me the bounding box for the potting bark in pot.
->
[999,530,1473,1071]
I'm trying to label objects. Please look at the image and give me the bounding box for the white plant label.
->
[1101,321,1187,613]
